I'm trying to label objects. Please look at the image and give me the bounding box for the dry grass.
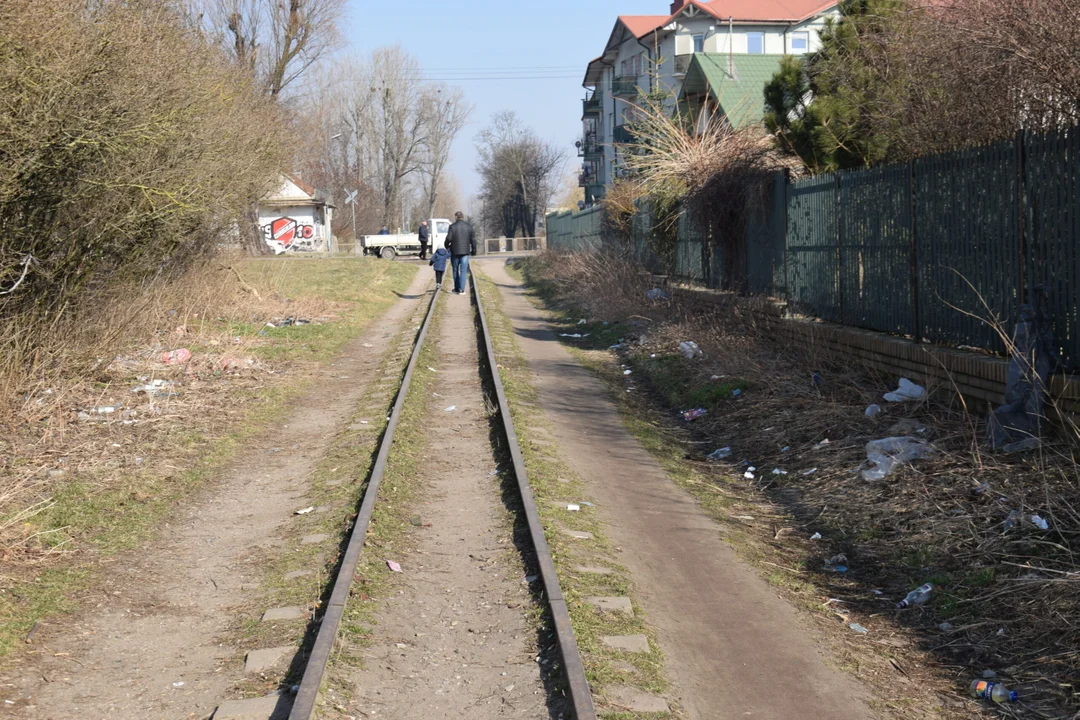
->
[0,257,414,654]
[618,94,795,277]
[521,249,1080,718]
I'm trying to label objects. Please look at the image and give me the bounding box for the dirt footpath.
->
[6,268,429,720]
[478,258,875,720]
[339,287,551,720]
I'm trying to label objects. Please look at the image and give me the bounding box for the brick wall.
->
[671,285,1080,420]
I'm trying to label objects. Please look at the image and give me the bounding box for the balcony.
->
[611,76,639,97]
[576,134,602,158]
[582,90,603,116]
[578,173,598,188]
[612,125,636,145]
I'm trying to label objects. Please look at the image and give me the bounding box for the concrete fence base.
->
[671,284,1080,423]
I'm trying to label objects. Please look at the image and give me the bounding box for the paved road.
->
[477,257,875,720]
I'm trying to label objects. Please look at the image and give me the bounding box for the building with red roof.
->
[578,0,838,205]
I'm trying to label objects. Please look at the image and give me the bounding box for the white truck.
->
[360,219,451,259]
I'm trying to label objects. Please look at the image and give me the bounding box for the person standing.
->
[443,211,476,295]
[417,220,430,260]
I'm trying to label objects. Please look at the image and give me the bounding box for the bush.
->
[0,0,290,399]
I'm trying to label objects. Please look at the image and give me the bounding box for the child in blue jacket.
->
[429,247,451,289]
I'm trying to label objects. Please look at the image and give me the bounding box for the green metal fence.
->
[544,125,1080,368]
[545,205,604,251]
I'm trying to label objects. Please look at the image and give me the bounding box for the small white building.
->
[580,0,838,204]
[257,174,335,253]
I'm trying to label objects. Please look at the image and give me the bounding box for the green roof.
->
[680,53,786,129]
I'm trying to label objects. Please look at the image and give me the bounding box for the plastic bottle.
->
[969,680,1018,704]
[896,583,933,609]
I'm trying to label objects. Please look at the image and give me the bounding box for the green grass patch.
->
[242,258,416,363]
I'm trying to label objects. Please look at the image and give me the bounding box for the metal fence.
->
[545,206,604,251]
[545,126,1080,368]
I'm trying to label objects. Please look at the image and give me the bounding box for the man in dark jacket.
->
[443,211,476,294]
[417,220,430,259]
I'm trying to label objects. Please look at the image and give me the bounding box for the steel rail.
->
[469,265,597,720]
[288,264,596,720]
[288,285,440,720]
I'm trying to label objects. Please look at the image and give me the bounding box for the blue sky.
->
[339,0,663,206]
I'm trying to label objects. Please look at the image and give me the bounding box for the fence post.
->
[1016,128,1028,304]
[782,169,790,300]
[909,160,920,343]
[835,173,844,324]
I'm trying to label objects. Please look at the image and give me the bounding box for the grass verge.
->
[0,258,416,658]
[513,250,1080,719]
[474,267,676,718]
[223,284,435,707]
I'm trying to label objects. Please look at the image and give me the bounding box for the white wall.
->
[258,204,329,252]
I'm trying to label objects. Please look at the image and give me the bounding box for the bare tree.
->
[413,173,463,220]
[418,85,472,219]
[197,0,344,97]
[286,47,472,234]
[302,47,472,232]
[476,112,565,238]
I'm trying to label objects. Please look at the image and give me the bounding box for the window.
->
[790,31,809,52]
[436,221,449,234]
[620,53,643,77]
[693,33,705,53]
[746,32,764,54]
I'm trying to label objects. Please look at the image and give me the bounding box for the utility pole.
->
[345,190,359,252]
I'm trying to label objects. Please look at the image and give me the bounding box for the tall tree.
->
[198,0,344,97]
[763,0,905,173]
[295,47,472,233]
[475,112,564,238]
[418,85,472,220]
[764,0,1080,174]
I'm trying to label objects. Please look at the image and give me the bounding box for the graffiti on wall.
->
[263,216,315,248]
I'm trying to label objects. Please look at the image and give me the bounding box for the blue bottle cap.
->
[1008,691,1019,702]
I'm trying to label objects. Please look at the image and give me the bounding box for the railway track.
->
[276,267,596,720]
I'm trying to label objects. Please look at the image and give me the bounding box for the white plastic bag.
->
[884,378,926,403]
[861,436,935,481]
[679,341,702,359]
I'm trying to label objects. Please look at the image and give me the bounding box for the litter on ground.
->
[861,436,935,481]
[679,341,702,359]
[884,378,926,402]
[161,348,192,365]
